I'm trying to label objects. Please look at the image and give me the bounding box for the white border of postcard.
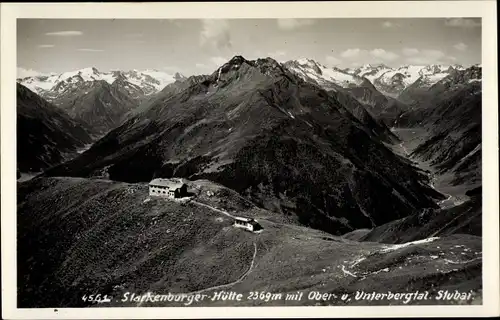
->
[1,1,499,319]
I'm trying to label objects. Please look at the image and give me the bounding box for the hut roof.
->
[234,217,255,223]
[149,178,185,189]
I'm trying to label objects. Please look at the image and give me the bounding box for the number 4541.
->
[82,294,111,303]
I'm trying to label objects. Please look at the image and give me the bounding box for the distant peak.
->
[227,55,247,65]
[289,58,323,74]
[359,63,388,69]
[113,72,128,81]
[173,72,186,80]
[79,67,100,74]
[254,56,281,66]
[224,55,284,72]
[295,58,320,66]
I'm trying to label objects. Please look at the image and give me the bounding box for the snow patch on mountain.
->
[17,75,60,93]
[285,58,365,89]
[57,67,103,83]
[346,64,466,96]
[352,64,392,83]
[124,69,181,93]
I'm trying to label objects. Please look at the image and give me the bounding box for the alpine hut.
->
[149,178,188,199]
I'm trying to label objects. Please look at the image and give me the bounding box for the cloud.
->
[340,48,362,59]
[421,49,446,60]
[325,55,342,66]
[45,30,83,36]
[446,56,458,62]
[17,67,45,78]
[382,21,397,28]
[405,57,431,65]
[37,44,55,48]
[453,42,468,51]
[369,48,399,61]
[195,63,208,68]
[405,49,446,64]
[77,48,104,52]
[445,18,481,28]
[200,19,232,50]
[402,48,419,56]
[277,19,315,30]
[210,56,229,66]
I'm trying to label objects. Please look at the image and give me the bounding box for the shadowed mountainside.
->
[17,83,93,172]
[409,83,481,188]
[344,84,410,126]
[48,78,144,134]
[393,66,482,190]
[354,186,482,244]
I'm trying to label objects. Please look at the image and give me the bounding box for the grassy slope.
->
[18,177,482,307]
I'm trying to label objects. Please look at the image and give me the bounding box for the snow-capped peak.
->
[285,59,365,89]
[296,58,317,64]
[17,67,185,96]
[57,67,102,82]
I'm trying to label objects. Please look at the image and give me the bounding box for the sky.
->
[17,18,481,78]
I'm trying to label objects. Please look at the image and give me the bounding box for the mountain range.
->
[41,56,444,235]
[17,58,482,210]
[345,63,466,97]
[16,55,483,307]
[16,61,473,132]
[17,68,187,134]
[284,59,411,125]
[17,67,186,97]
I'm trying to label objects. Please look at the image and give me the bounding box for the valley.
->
[390,128,468,209]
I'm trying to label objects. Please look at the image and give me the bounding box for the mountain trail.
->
[190,200,237,219]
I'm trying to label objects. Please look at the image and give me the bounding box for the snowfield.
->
[17,67,183,96]
[345,64,465,94]
[287,58,365,88]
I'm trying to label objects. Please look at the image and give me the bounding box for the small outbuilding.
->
[149,178,188,199]
[233,217,263,233]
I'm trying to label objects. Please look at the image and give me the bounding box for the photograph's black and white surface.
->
[11,14,490,310]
